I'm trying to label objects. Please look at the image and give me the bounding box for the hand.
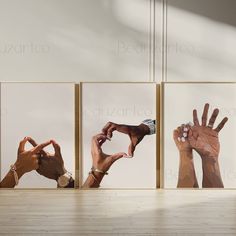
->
[174,125,199,188]
[91,133,127,172]
[102,122,150,157]
[28,138,66,180]
[188,103,228,161]
[173,124,192,153]
[15,137,51,177]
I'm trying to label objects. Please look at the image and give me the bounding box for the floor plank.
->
[0,190,235,235]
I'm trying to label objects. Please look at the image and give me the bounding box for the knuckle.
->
[108,121,114,126]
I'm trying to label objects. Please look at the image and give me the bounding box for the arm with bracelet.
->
[0,137,51,188]
[82,133,127,188]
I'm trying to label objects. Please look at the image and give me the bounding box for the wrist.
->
[92,162,110,173]
[82,169,105,188]
[201,157,223,188]
[92,170,105,180]
[14,161,27,178]
[57,171,73,188]
[179,149,192,155]
[179,149,193,160]
[138,123,150,136]
[91,166,108,175]
[201,155,219,165]
[56,167,67,180]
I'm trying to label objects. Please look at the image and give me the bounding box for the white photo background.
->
[0,83,75,188]
[163,83,236,188]
[81,83,156,188]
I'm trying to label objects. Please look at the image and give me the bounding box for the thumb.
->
[188,129,196,147]
[173,129,179,141]
[128,142,136,157]
[188,129,193,139]
[111,152,127,162]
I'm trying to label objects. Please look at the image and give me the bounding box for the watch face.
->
[58,175,69,187]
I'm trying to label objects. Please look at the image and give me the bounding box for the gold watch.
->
[57,172,72,188]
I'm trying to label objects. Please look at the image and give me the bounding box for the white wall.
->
[81,83,156,188]
[166,0,236,82]
[0,83,75,188]
[163,83,236,188]
[1,0,236,83]
[0,0,159,82]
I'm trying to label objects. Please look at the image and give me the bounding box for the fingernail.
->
[181,137,186,142]
[183,127,188,132]
[183,132,187,138]
[178,137,181,142]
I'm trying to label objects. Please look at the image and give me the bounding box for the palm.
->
[189,126,219,158]
[93,152,120,172]
[91,134,127,172]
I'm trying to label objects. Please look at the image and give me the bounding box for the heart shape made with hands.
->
[101,121,148,158]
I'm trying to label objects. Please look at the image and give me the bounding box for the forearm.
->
[0,164,25,188]
[177,151,199,188]
[82,171,105,188]
[201,157,224,188]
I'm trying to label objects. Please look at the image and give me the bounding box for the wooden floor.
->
[0,190,235,235]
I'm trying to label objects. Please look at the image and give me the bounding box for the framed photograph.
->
[162,82,235,188]
[0,83,75,188]
[80,83,157,188]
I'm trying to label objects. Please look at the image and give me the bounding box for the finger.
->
[188,128,198,148]
[102,122,114,135]
[193,109,200,126]
[188,128,193,138]
[51,140,62,156]
[18,137,29,154]
[201,103,209,126]
[214,117,228,133]
[91,134,108,153]
[31,141,51,154]
[99,137,110,147]
[92,134,108,144]
[111,152,127,162]
[208,108,219,128]
[27,137,47,156]
[173,129,179,141]
[106,126,117,139]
